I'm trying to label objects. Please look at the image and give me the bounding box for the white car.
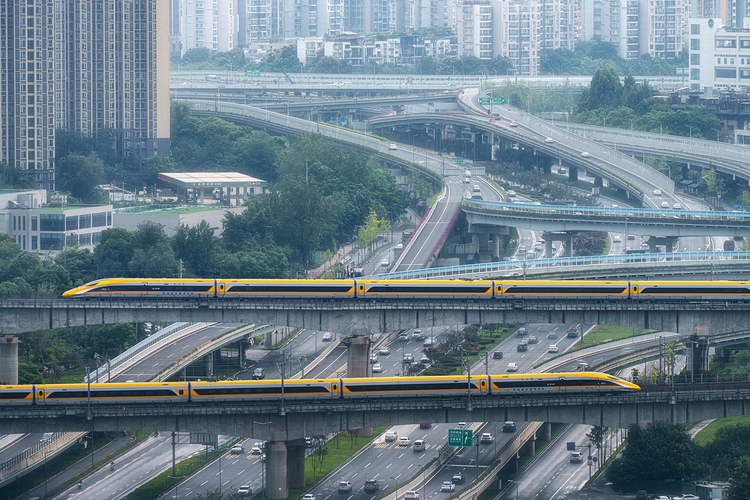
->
[322,332,334,341]
[388,143,398,150]
[302,495,316,500]
[403,353,414,362]
[580,151,591,158]
[506,362,518,372]
[404,491,419,500]
[372,363,383,373]
[544,137,554,143]
[238,485,253,497]
[397,436,411,446]
[384,431,397,441]
[653,189,662,196]
[548,345,559,353]
[479,433,495,444]
[440,482,455,492]
[509,121,518,127]
[613,235,622,243]
[250,443,262,454]
[379,347,391,355]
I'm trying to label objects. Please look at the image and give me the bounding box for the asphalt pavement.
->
[16,435,132,500]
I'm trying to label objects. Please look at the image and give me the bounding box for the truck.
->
[567,325,579,338]
[724,239,736,251]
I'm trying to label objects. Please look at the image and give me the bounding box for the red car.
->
[419,423,432,429]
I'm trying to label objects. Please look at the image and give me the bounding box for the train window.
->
[38,390,44,397]
[481,380,486,386]
[332,384,337,390]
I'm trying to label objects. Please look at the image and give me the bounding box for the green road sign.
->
[478,97,490,105]
[253,71,261,77]
[448,429,473,447]
[246,71,261,77]
[219,85,226,89]
[452,157,464,163]
[493,97,505,104]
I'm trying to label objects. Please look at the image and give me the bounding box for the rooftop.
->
[157,172,267,188]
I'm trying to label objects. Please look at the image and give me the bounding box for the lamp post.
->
[507,479,519,499]
[688,124,693,139]
[254,421,271,500]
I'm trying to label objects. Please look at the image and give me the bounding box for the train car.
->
[356,280,494,299]
[217,279,356,299]
[0,385,36,405]
[497,280,631,300]
[341,375,490,398]
[62,279,218,298]
[631,281,750,300]
[189,379,340,402]
[37,382,190,405]
[488,372,639,395]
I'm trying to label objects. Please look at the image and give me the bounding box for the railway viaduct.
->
[4,296,750,337]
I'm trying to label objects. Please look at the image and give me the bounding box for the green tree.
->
[0,162,37,189]
[172,221,223,277]
[702,424,750,480]
[727,456,750,500]
[55,248,96,287]
[607,421,698,490]
[578,68,622,112]
[93,228,136,277]
[260,44,301,73]
[57,152,105,203]
[313,56,352,74]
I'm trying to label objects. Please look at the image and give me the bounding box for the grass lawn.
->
[287,427,388,500]
[567,325,650,353]
[693,415,750,446]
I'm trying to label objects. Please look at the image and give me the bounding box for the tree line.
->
[605,421,750,499]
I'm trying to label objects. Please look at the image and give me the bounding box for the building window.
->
[31,216,37,231]
[92,212,107,227]
[716,68,737,78]
[691,53,700,65]
[79,214,91,228]
[40,213,64,231]
[79,233,91,246]
[66,215,78,230]
[92,232,102,245]
[31,235,37,251]
[691,24,700,35]
[691,68,700,80]
[40,232,64,250]
[691,39,700,50]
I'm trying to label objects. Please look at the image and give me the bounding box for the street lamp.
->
[688,124,693,139]
[507,478,519,499]
[254,421,271,500]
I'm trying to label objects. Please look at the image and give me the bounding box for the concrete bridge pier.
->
[569,166,578,182]
[0,335,19,384]
[565,234,574,257]
[266,441,288,498]
[521,433,536,456]
[540,422,552,441]
[593,175,603,188]
[343,335,373,436]
[492,235,501,261]
[287,438,306,488]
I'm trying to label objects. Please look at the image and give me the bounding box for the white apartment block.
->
[179,0,236,55]
[455,0,575,75]
[688,17,750,93]
[586,0,686,59]
[1,0,170,192]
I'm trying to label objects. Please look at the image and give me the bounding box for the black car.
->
[364,479,379,493]
[451,472,465,484]
[252,367,265,380]
[492,351,503,359]
[502,421,516,433]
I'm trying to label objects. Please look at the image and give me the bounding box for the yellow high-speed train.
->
[62,278,750,301]
[0,372,639,406]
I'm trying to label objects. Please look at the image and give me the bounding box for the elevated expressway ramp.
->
[368,110,673,206]
[462,199,750,238]
[560,122,750,185]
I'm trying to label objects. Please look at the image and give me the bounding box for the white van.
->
[413,440,425,452]
[473,184,481,193]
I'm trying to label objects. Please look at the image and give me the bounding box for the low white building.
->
[0,190,113,252]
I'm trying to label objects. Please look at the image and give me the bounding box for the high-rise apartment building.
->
[586,0,686,59]
[179,0,235,55]
[0,0,60,189]
[0,0,170,191]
